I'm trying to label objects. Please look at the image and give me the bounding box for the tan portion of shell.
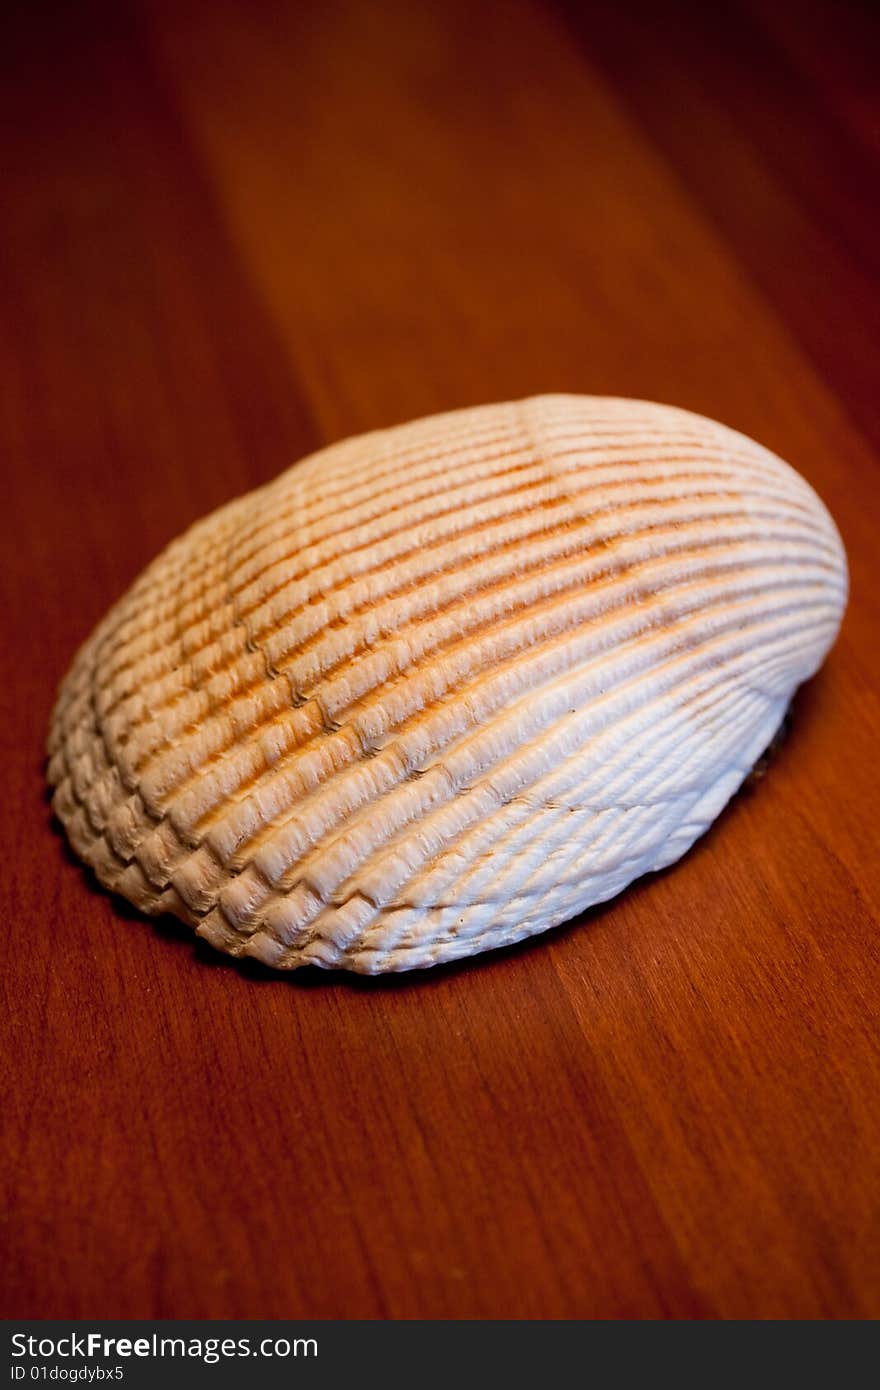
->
[47,396,847,973]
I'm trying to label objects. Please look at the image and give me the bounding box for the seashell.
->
[47,396,847,973]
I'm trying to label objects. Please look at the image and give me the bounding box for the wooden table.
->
[3,0,878,1320]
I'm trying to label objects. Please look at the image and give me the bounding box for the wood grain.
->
[2,0,878,1319]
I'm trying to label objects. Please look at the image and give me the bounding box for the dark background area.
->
[2,0,878,1318]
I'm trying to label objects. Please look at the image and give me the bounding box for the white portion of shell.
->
[47,396,847,972]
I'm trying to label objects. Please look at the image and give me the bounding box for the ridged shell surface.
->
[48,396,847,972]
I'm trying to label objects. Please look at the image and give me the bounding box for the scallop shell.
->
[47,396,847,973]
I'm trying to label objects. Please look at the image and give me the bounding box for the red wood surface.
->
[2,0,878,1319]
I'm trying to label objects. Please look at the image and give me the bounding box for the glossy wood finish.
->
[2,0,878,1319]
